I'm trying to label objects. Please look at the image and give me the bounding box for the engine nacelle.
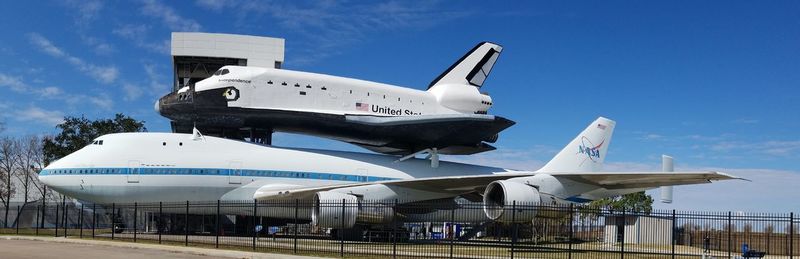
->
[312,191,395,228]
[483,180,542,223]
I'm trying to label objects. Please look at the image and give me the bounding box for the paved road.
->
[0,236,327,259]
[0,239,213,259]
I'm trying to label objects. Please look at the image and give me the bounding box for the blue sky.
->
[0,1,798,212]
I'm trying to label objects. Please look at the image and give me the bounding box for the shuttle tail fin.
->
[537,117,616,173]
[427,42,503,89]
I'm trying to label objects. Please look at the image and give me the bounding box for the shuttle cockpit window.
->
[213,68,230,76]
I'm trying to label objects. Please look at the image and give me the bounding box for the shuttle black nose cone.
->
[157,90,194,121]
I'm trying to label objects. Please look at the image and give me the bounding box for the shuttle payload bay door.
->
[229,161,242,184]
[127,160,141,183]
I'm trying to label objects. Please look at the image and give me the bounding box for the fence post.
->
[511,201,516,259]
[671,210,676,259]
[450,205,455,259]
[252,199,257,251]
[392,199,398,259]
[790,212,794,259]
[340,199,345,258]
[728,211,732,258]
[16,205,20,234]
[569,204,574,259]
[92,203,96,239]
[35,205,40,235]
[184,200,189,246]
[133,202,138,242]
[621,208,625,259]
[111,203,115,240]
[41,187,47,231]
[63,202,68,237]
[294,199,299,254]
[54,203,59,237]
[158,201,162,244]
[79,203,83,238]
[215,200,220,248]
[62,196,67,237]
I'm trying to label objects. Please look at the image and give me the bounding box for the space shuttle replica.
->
[157,42,513,155]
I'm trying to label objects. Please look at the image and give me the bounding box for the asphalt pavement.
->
[0,236,328,259]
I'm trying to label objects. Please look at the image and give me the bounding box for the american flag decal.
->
[356,102,369,111]
[597,124,607,130]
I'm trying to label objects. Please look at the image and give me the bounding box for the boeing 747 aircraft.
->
[157,42,514,155]
[39,117,736,228]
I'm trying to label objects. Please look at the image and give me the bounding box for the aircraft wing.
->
[547,171,743,189]
[253,171,739,201]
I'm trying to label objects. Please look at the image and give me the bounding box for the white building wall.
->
[171,32,285,68]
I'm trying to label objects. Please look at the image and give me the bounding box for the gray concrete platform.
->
[0,236,328,259]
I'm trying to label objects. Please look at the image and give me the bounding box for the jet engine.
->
[482,180,542,223]
[312,191,395,228]
[482,174,573,222]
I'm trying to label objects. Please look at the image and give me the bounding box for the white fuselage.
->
[195,66,493,116]
[38,132,513,204]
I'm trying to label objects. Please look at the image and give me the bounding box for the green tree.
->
[42,113,146,165]
[589,191,654,214]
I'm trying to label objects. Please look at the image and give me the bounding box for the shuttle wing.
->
[253,171,738,201]
[343,114,515,155]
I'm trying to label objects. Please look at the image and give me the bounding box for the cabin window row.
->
[46,169,391,182]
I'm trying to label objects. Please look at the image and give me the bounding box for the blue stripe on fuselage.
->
[39,167,400,182]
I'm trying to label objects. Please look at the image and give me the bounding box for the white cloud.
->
[140,0,202,32]
[651,168,800,213]
[445,146,556,170]
[710,140,800,158]
[732,118,759,124]
[88,94,114,110]
[196,1,469,65]
[194,0,233,11]
[39,86,64,98]
[62,0,104,25]
[641,133,665,141]
[0,73,113,111]
[80,35,115,55]
[15,106,64,126]
[112,24,171,55]
[123,83,144,101]
[27,33,119,84]
[143,62,167,93]
[0,73,28,92]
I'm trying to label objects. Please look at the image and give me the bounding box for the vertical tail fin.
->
[428,42,503,89]
[537,117,616,173]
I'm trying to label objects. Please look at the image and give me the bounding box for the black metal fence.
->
[0,200,797,258]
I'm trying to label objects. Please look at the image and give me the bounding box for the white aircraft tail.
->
[427,42,503,89]
[537,117,616,173]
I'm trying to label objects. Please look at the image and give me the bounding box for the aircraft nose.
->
[37,168,54,186]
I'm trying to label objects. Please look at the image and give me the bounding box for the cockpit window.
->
[212,68,230,76]
[98,140,103,145]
